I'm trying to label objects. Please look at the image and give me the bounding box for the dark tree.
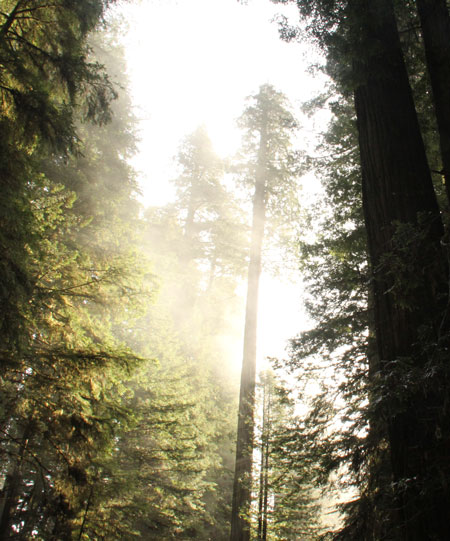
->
[350,2,449,537]
[415,0,450,205]
[275,0,450,537]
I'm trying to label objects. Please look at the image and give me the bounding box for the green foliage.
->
[274,0,450,538]
[171,125,248,281]
[92,127,247,539]
[0,2,247,539]
[0,0,117,135]
[252,369,323,540]
[0,0,123,359]
[235,84,303,267]
[0,169,145,538]
[0,8,151,538]
[278,88,373,536]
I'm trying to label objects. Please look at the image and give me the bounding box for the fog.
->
[0,0,338,538]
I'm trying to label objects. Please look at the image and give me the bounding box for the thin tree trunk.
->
[78,484,94,541]
[416,0,450,206]
[351,0,450,537]
[261,388,270,541]
[230,112,268,541]
[256,374,270,541]
[257,379,267,540]
[262,447,268,541]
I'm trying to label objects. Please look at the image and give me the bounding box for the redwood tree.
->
[415,0,450,206]
[278,0,450,537]
[230,85,299,541]
[351,2,449,536]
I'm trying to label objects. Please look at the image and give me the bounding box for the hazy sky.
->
[120,0,325,205]
[118,0,324,366]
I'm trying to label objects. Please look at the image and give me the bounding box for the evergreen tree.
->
[170,126,248,310]
[0,0,119,364]
[102,127,247,539]
[231,84,300,541]
[253,370,322,541]
[276,0,450,537]
[287,95,383,538]
[0,12,149,538]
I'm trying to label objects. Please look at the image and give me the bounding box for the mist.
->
[0,0,331,537]
[6,0,450,539]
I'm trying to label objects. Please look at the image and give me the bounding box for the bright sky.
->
[118,0,325,370]
[119,0,325,203]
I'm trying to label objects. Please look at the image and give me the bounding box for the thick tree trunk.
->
[351,0,450,537]
[230,115,268,541]
[416,0,450,205]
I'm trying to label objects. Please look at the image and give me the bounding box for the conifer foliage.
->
[0,2,246,534]
[230,85,300,541]
[0,1,247,536]
[0,2,145,538]
[120,126,246,539]
[253,370,321,541]
[275,0,450,538]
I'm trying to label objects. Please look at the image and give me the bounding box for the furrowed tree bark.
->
[351,0,450,537]
[415,0,450,206]
[230,112,268,541]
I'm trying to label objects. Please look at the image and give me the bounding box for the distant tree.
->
[105,128,247,539]
[254,370,321,541]
[171,125,248,284]
[230,84,300,541]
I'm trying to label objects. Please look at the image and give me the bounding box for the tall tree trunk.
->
[350,0,449,537]
[0,421,33,538]
[261,393,269,541]
[256,375,270,541]
[257,378,267,541]
[230,112,268,541]
[416,0,450,206]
